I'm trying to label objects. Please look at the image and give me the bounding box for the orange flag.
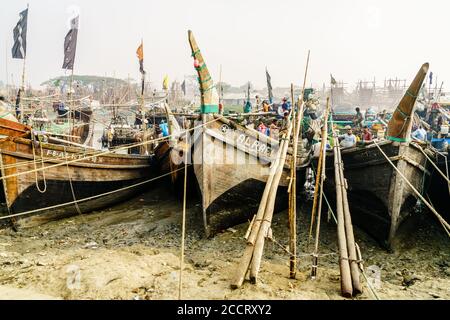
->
[136,42,145,74]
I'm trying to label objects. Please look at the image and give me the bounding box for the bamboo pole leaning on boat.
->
[311,97,330,279]
[231,52,310,288]
[332,130,353,298]
[336,135,362,295]
[288,83,297,279]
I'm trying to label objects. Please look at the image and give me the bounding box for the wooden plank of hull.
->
[0,118,30,138]
[0,137,154,228]
[194,114,291,235]
[427,156,450,219]
[321,141,428,248]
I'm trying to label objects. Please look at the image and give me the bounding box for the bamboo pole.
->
[231,50,310,289]
[311,97,330,278]
[308,124,325,243]
[178,130,188,300]
[336,140,362,295]
[249,117,295,283]
[249,53,310,284]
[231,120,292,288]
[19,54,27,123]
[288,83,297,279]
[68,68,75,133]
[333,132,353,297]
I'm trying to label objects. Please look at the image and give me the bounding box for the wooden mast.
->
[188,30,219,236]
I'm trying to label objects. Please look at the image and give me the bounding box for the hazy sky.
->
[1,0,448,90]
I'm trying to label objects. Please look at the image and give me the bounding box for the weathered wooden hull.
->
[319,141,429,249]
[0,118,30,138]
[0,137,155,228]
[427,154,450,220]
[192,115,307,235]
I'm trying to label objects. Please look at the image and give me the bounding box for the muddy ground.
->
[0,185,448,300]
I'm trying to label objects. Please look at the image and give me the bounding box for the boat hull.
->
[319,141,429,249]
[0,137,155,228]
[192,115,308,235]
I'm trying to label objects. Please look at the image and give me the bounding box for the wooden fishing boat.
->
[320,63,431,250]
[185,31,310,236]
[0,134,155,228]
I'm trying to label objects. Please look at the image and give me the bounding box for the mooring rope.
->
[0,165,190,221]
[413,142,450,185]
[31,134,47,193]
[0,117,220,182]
[63,146,82,216]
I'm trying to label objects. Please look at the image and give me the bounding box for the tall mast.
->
[20,4,29,122]
[5,40,9,99]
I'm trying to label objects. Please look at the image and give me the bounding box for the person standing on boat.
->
[244,99,252,113]
[339,125,357,148]
[262,100,270,113]
[353,107,364,128]
[281,97,290,113]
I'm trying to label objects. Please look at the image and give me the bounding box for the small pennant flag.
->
[12,8,28,59]
[62,16,79,70]
[330,74,337,85]
[163,75,169,90]
[181,80,186,95]
[265,68,273,103]
[136,41,145,75]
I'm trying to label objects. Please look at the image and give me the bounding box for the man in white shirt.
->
[339,126,357,148]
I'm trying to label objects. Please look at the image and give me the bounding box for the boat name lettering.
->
[237,134,271,155]
[45,149,98,162]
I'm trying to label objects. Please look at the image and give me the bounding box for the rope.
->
[413,142,450,185]
[0,165,190,221]
[372,140,450,235]
[0,117,220,182]
[354,242,380,300]
[270,236,337,259]
[426,194,450,238]
[63,146,82,215]
[178,131,189,300]
[31,134,47,193]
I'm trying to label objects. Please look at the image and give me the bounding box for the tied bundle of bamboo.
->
[231,103,297,288]
[231,52,310,288]
[332,128,363,297]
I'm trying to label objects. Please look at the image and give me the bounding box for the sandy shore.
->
[0,185,448,300]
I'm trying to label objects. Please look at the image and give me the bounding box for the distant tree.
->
[239,82,254,91]
[216,82,231,94]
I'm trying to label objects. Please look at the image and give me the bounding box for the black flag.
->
[330,74,337,85]
[266,68,273,103]
[62,16,79,70]
[12,8,28,59]
[181,80,186,95]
